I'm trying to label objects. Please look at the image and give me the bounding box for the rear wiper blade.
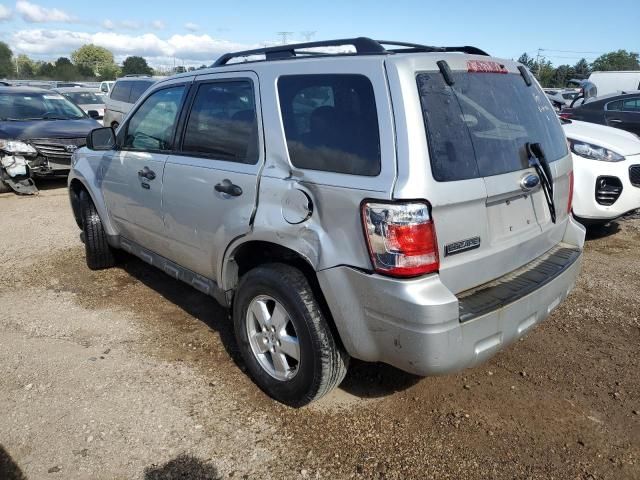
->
[526,142,556,224]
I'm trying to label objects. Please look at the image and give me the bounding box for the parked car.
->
[103,76,160,129]
[0,87,101,194]
[99,81,115,96]
[588,71,640,97]
[562,118,640,224]
[54,87,105,125]
[545,88,580,110]
[561,92,640,135]
[69,38,585,405]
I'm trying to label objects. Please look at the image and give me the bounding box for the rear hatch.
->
[388,55,573,294]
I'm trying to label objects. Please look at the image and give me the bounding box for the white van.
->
[588,71,640,96]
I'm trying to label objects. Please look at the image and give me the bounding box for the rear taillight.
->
[361,201,439,278]
[559,112,573,119]
[567,170,574,214]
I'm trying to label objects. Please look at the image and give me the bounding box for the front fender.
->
[68,150,118,238]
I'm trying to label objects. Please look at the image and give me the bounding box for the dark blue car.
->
[0,86,101,194]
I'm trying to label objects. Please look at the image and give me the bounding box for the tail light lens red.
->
[567,170,574,214]
[559,112,573,119]
[361,201,439,278]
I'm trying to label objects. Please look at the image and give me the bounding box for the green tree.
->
[71,44,116,78]
[36,61,55,79]
[517,53,536,69]
[0,41,15,79]
[591,50,640,71]
[96,62,120,81]
[573,58,591,79]
[16,54,36,79]
[121,56,153,76]
[53,57,78,81]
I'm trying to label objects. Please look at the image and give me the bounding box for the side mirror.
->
[87,127,116,151]
[87,110,101,119]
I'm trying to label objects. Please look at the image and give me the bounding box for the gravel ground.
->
[1,180,639,480]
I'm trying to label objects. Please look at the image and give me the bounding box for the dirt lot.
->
[1,180,639,480]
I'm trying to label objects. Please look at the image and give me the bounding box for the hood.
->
[0,118,101,140]
[562,120,640,156]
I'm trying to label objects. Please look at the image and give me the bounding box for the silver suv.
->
[68,38,586,406]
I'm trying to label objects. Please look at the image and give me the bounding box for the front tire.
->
[80,191,117,270]
[233,263,348,407]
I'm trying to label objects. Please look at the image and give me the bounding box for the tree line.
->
[0,40,638,85]
[518,50,640,88]
[0,42,159,81]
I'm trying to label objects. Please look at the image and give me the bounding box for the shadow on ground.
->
[584,221,621,240]
[0,445,26,480]
[34,176,68,191]
[339,359,421,398]
[144,454,220,480]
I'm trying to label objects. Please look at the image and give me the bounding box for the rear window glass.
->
[110,82,131,102]
[129,80,154,103]
[417,71,568,181]
[278,74,381,176]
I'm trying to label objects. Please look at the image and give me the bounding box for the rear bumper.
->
[318,218,585,376]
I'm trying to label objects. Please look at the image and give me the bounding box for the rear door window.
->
[278,74,381,176]
[181,80,259,164]
[417,71,568,181]
[622,98,640,112]
[110,82,131,102]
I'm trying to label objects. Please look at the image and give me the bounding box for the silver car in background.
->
[53,87,105,125]
[102,76,160,129]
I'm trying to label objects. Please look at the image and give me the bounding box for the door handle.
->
[214,179,243,197]
[609,119,622,123]
[138,166,156,180]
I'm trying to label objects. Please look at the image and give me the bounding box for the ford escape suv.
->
[68,38,586,406]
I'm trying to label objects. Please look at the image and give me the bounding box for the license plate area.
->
[486,193,540,243]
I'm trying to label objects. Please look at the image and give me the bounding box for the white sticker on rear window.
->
[43,94,64,100]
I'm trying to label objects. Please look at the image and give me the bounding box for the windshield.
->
[64,91,104,105]
[417,71,568,181]
[0,91,86,121]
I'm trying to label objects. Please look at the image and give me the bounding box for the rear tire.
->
[80,191,117,270]
[233,263,348,407]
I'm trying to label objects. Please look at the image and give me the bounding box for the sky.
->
[0,0,638,69]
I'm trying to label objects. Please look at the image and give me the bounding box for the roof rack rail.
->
[213,37,385,66]
[212,37,489,67]
[123,74,152,78]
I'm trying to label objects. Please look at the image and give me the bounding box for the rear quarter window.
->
[278,74,381,176]
[417,71,568,181]
[110,82,131,102]
[129,81,154,103]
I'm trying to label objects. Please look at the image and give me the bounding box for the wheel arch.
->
[222,240,344,349]
[67,174,118,238]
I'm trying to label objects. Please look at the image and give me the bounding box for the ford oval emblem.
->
[520,173,540,192]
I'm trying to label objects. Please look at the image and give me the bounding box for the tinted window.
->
[123,86,185,151]
[607,100,623,111]
[110,82,131,102]
[622,98,640,112]
[182,80,258,163]
[129,80,154,103]
[417,71,568,181]
[64,91,104,104]
[278,74,381,176]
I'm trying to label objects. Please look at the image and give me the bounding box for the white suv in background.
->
[103,76,160,129]
[563,119,640,224]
